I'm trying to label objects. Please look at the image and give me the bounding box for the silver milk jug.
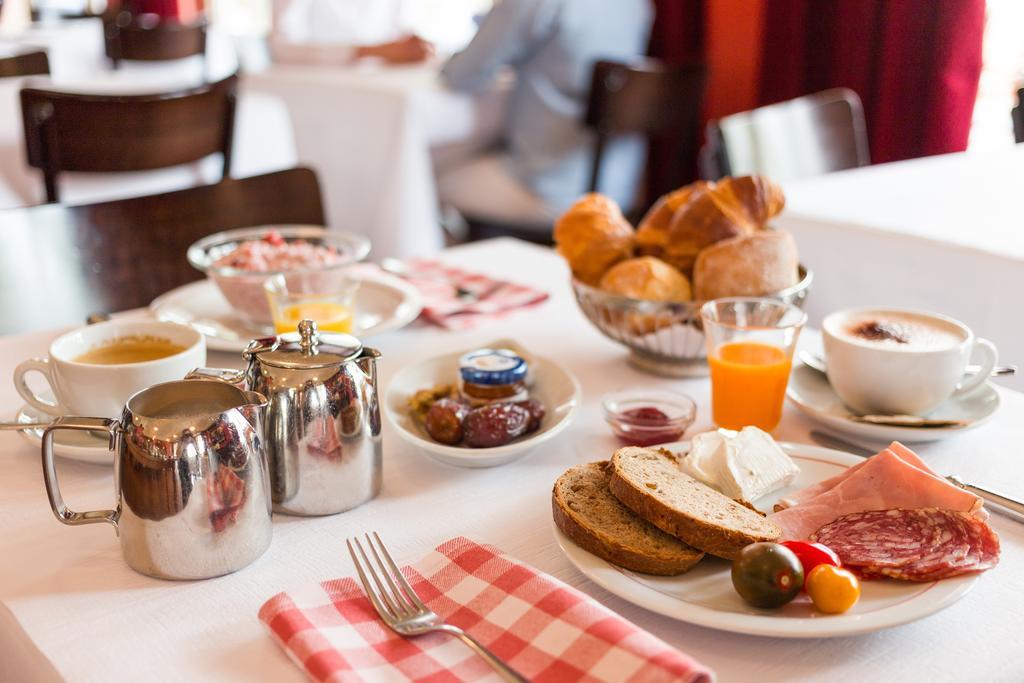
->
[41,379,273,580]
[191,320,382,516]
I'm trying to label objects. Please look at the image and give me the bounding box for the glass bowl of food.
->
[187,226,371,327]
[602,388,697,446]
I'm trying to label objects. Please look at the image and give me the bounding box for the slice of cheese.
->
[681,426,799,503]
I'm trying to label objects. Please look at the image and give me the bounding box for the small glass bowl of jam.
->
[602,389,697,446]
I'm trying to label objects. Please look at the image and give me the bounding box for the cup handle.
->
[14,357,67,416]
[954,338,998,396]
[42,417,120,533]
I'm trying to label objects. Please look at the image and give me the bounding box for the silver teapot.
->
[191,320,382,516]
[41,379,272,580]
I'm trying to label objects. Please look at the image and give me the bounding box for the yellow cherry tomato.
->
[806,564,861,614]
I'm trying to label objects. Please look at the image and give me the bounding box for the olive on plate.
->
[731,542,805,608]
[424,398,469,445]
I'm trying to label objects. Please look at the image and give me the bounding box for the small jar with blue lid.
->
[459,348,529,406]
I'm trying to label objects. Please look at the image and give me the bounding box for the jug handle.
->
[42,417,120,533]
[186,367,247,387]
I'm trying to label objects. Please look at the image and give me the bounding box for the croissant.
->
[635,176,785,277]
[554,193,634,286]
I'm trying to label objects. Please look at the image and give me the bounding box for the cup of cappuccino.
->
[822,308,998,416]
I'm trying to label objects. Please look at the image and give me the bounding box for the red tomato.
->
[780,541,841,589]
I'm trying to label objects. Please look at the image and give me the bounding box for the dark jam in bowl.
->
[609,406,685,446]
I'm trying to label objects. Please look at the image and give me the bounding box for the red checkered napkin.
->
[391,259,548,331]
[259,537,713,683]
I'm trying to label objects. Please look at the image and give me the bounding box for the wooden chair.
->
[0,50,49,78]
[0,167,326,334]
[1012,88,1023,144]
[20,74,237,203]
[104,11,207,69]
[585,59,707,209]
[701,88,870,181]
[465,58,707,243]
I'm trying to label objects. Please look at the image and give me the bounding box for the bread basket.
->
[572,266,813,376]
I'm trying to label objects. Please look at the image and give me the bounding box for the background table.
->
[247,62,508,259]
[1,239,1021,682]
[0,18,296,209]
[779,145,1024,390]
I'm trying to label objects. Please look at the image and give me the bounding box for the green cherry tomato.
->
[731,542,805,608]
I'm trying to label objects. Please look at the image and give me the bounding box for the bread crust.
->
[608,448,781,561]
[693,229,799,301]
[552,462,704,575]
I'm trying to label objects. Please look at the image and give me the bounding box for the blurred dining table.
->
[0,238,1021,682]
[246,59,510,259]
[777,144,1024,390]
[0,17,297,209]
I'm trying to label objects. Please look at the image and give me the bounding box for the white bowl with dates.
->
[385,343,582,468]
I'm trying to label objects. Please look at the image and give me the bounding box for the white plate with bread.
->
[553,442,978,638]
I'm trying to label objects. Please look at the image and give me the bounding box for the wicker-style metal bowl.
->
[572,266,813,376]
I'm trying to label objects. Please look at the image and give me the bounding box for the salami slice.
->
[810,508,1000,582]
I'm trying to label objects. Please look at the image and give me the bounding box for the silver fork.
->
[347,533,528,682]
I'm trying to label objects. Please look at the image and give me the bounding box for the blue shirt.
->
[442,0,653,213]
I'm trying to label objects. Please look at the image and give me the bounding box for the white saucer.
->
[385,340,581,468]
[554,441,979,638]
[150,271,423,353]
[787,362,1000,443]
[15,398,112,466]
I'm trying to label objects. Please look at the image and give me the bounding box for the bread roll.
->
[693,230,799,301]
[599,256,692,302]
[554,193,634,286]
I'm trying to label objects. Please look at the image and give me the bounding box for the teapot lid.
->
[245,319,363,369]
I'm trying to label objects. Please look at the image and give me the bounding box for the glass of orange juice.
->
[701,297,807,432]
[264,275,359,335]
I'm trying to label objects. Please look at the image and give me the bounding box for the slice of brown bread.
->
[553,462,705,575]
[609,447,781,560]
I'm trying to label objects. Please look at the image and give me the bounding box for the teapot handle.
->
[42,417,120,533]
[186,367,247,388]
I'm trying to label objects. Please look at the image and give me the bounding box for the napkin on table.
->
[379,259,549,331]
[259,537,713,683]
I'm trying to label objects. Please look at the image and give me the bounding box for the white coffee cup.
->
[14,320,206,417]
[823,308,997,416]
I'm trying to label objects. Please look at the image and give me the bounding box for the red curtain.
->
[758,0,986,163]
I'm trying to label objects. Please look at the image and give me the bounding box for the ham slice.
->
[769,441,983,540]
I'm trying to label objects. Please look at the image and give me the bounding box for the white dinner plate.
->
[786,362,1000,444]
[385,341,581,468]
[554,441,980,638]
[16,396,112,466]
[150,271,423,353]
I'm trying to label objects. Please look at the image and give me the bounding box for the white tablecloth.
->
[246,62,507,260]
[778,146,1024,390]
[0,239,1021,682]
[0,18,297,209]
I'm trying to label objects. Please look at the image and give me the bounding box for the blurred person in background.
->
[438,0,652,230]
[270,0,433,65]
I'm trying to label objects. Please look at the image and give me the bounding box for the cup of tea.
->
[701,297,807,432]
[14,320,206,417]
[823,308,998,416]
